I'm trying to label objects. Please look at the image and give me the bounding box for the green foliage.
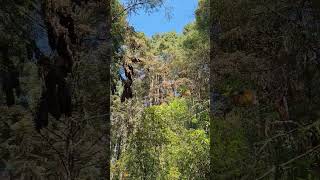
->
[195,0,210,35]
[115,99,209,179]
[210,117,249,179]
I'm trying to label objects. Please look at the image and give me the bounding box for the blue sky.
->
[120,0,198,37]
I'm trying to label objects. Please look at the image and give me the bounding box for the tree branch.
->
[256,144,320,179]
[38,131,69,177]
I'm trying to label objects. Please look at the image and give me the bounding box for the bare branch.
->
[256,144,320,179]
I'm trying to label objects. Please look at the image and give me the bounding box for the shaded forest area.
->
[210,0,320,179]
[0,0,111,179]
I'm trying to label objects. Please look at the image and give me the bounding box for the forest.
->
[110,0,210,179]
[210,0,320,179]
[0,0,320,179]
